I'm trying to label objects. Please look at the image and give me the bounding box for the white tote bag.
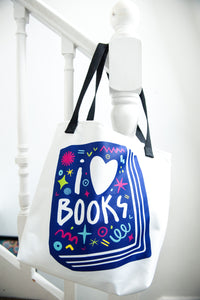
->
[18,44,171,296]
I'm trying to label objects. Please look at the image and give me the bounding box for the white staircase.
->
[1,0,141,299]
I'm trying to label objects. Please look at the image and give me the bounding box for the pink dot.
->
[85,172,87,175]
[97,226,108,237]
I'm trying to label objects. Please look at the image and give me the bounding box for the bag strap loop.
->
[65,43,108,133]
[65,43,153,158]
[86,47,108,121]
[136,90,154,158]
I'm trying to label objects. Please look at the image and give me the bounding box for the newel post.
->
[109,0,142,137]
[14,2,30,243]
[108,0,141,299]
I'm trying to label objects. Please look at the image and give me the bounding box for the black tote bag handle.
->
[136,90,154,157]
[65,43,108,134]
[86,47,108,121]
[65,43,153,158]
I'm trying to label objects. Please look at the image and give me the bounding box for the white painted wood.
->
[109,38,141,92]
[14,1,30,243]
[14,4,37,295]
[13,4,69,300]
[0,245,64,299]
[158,298,200,300]
[64,280,76,300]
[108,293,139,300]
[109,0,141,136]
[62,36,75,121]
[110,91,140,136]
[13,0,96,59]
[109,0,141,91]
[110,0,140,36]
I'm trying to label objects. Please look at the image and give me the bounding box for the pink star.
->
[114,178,128,193]
[128,234,134,242]
[85,190,90,197]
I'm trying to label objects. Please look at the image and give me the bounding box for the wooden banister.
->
[13,0,96,59]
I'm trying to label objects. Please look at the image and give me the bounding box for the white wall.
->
[0,0,200,300]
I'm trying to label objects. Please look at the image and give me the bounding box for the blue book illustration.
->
[49,141,151,271]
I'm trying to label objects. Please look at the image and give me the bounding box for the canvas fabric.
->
[18,44,171,296]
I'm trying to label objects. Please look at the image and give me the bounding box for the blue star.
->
[78,224,92,244]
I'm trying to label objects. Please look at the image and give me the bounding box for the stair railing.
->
[13,1,141,299]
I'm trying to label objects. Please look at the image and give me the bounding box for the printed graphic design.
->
[49,142,151,271]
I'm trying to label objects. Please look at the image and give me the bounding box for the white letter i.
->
[75,167,82,194]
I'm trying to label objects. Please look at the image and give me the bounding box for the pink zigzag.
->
[100,146,125,153]
[55,229,78,244]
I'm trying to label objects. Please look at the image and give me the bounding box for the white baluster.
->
[109,0,141,137]
[64,280,76,300]
[14,2,30,243]
[62,36,76,121]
